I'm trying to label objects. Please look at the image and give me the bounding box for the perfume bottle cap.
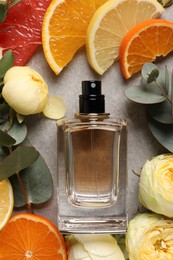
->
[79,81,105,113]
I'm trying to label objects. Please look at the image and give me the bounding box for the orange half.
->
[0,213,67,260]
[42,0,109,75]
[120,19,173,79]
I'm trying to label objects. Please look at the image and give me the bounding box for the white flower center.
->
[25,250,33,258]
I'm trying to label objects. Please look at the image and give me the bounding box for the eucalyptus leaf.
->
[0,4,7,23]
[0,103,9,115]
[0,50,14,78]
[147,68,159,83]
[147,100,173,124]
[0,146,8,161]
[141,63,159,82]
[10,155,53,207]
[0,146,39,181]
[0,129,16,146]
[125,84,166,104]
[0,119,27,145]
[0,103,9,123]
[147,115,173,152]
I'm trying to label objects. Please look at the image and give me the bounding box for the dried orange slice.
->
[120,19,173,79]
[86,0,164,75]
[0,213,67,259]
[42,0,109,75]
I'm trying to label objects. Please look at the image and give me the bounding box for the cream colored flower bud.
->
[2,66,48,115]
[139,154,173,217]
[126,213,173,260]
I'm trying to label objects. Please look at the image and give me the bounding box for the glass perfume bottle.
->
[57,81,128,234]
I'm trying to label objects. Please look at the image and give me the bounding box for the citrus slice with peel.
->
[0,213,67,259]
[0,179,14,231]
[120,19,173,79]
[42,0,109,75]
[86,0,164,75]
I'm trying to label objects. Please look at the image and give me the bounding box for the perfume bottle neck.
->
[75,113,110,121]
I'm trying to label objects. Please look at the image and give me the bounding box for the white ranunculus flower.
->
[126,213,173,260]
[2,66,48,115]
[66,234,125,260]
[139,153,173,217]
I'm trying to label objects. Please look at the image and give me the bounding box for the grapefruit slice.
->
[0,0,52,65]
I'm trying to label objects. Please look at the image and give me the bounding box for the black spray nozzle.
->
[79,81,105,113]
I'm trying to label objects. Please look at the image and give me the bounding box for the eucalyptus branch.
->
[7,146,34,214]
[16,171,34,214]
[155,80,172,104]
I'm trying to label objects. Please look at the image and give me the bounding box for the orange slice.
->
[0,213,67,259]
[120,19,173,79]
[86,0,164,75]
[42,0,109,75]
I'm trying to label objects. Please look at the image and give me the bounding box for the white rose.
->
[66,234,125,260]
[2,66,48,115]
[139,153,173,217]
[126,213,173,260]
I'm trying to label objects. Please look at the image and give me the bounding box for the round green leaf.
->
[141,63,159,81]
[147,100,173,124]
[147,68,159,84]
[10,155,53,207]
[0,129,16,146]
[147,115,173,152]
[0,119,27,145]
[125,84,166,104]
[0,146,39,181]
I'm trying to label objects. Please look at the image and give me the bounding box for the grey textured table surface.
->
[14,6,173,228]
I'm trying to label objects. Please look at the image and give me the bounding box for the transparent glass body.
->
[57,114,128,234]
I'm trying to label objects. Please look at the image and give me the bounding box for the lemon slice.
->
[0,179,14,230]
[86,0,164,75]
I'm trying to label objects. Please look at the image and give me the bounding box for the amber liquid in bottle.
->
[57,81,128,233]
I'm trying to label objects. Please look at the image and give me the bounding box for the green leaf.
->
[0,103,9,123]
[0,146,8,161]
[0,50,14,78]
[10,155,53,207]
[0,4,7,23]
[147,68,159,83]
[147,100,173,124]
[0,129,16,146]
[141,63,159,82]
[0,103,9,115]
[147,115,173,152]
[0,119,27,145]
[0,146,39,181]
[125,84,166,104]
